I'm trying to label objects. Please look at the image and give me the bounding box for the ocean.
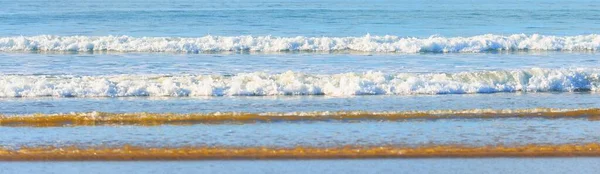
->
[1,0,600,173]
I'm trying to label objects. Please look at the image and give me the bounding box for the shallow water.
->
[2,158,600,174]
[2,118,599,148]
[0,93,598,114]
[2,52,598,75]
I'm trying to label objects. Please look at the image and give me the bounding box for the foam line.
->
[1,34,599,53]
[1,144,599,160]
[2,108,599,126]
[1,68,599,97]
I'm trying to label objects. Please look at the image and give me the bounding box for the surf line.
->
[1,143,600,160]
[1,108,599,127]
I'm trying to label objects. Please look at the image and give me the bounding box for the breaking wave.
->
[1,34,599,53]
[1,68,599,97]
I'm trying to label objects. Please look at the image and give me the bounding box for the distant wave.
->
[1,68,599,97]
[0,34,599,53]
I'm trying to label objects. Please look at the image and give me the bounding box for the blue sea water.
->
[1,0,600,173]
[1,0,600,37]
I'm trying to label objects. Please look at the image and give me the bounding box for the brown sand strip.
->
[1,108,599,127]
[1,144,600,160]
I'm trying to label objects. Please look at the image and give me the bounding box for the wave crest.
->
[1,34,599,53]
[1,68,599,97]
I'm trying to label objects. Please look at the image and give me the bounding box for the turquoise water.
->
[2,0,600,37]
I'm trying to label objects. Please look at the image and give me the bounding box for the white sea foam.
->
[0,34,599,53]
[1,68,599,97]
[6,108,594,117]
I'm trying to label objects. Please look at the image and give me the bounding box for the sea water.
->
[1,0,600,173]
